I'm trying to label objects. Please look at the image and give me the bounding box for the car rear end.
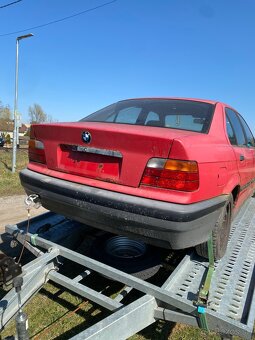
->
[20,98,228,249]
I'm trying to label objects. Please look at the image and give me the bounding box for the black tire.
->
[196,195,233,260]
[89,233,165,280]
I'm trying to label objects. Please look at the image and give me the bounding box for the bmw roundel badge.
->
[81,131,91,144]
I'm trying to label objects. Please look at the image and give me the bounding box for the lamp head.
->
[17,33,34,41]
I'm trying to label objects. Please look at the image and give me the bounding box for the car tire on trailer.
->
[196,195,233,260]
[89,233,165,280]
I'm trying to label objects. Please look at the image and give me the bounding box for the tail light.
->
[28,139,46,164]
[140,158,199,192]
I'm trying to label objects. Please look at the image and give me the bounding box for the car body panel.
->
[30,122,195,188]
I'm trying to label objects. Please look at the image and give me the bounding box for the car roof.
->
[120,97,218,105]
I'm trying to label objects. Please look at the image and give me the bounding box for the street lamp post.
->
[12,33,34,173]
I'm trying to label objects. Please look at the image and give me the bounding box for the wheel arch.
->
[222,173,240,205]
[231,185,240,204]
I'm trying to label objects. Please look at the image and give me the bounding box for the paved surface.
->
[0,195,48,256]
[0,195,48,233]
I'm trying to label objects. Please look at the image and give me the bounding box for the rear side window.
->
[225,108,246,146]
[81,99,215,133]
[238,115,255,147]
[226,115,237,145]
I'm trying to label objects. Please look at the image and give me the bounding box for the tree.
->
[0,101,12,132]
[0,101,12,120]
[28,103,48,124]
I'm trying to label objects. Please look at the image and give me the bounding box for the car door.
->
[225,108,254,199]
[237,113,255,187]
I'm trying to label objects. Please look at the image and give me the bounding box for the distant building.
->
[0,119,29,139]
[19,123,29,135]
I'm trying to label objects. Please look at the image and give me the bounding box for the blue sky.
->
[0,0,254,131]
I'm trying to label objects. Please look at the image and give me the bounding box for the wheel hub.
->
[105,236,147,259]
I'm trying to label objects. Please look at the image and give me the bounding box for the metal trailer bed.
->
[1,197,255,339]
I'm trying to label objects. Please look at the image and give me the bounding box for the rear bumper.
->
[20,168,228,249]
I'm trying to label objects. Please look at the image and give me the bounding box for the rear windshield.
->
[81,99,215,133]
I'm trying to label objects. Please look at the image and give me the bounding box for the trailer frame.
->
[1,198,255,339]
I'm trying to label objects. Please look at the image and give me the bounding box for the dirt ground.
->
[0,195,48,233]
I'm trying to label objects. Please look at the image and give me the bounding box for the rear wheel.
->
[196,195,233,260]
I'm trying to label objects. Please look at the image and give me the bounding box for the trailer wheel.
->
[89,233,164,280]
[196,196,233,260]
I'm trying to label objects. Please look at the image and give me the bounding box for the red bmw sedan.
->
[20,98,255,259]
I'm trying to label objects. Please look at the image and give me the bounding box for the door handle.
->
[240,155,245,161]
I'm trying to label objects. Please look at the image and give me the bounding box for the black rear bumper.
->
[20,168,228,249]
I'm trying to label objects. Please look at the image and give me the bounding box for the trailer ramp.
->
[1,198,255,339]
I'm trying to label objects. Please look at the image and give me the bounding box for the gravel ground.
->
[0,195,48,233]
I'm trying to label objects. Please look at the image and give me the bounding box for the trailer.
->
[0,196,255,339]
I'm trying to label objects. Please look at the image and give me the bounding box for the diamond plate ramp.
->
[164,197,255,338]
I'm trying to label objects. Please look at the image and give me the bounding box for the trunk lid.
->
[31,122,191,187]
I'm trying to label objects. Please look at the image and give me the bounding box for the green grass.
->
[0,148,27,196]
